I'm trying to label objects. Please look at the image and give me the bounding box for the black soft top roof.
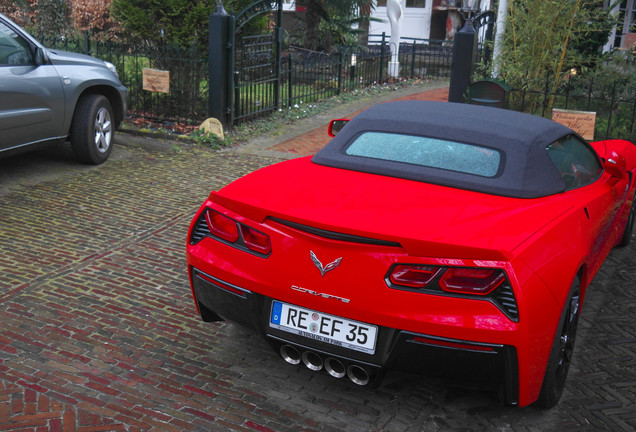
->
[312,101,577,198]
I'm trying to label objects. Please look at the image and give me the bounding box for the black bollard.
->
[209,4,233,128]
[448,20,478,103]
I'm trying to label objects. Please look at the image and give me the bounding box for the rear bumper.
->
[190,266,519,405]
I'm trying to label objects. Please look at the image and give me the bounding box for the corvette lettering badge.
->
[310,251,342,277]
[291,285,350,303]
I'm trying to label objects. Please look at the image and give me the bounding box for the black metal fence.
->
[38,32,453,126]
[38,32,635,142]
[507,74,636,141]
[38,33,208,125]
[280,35,454,109]
[232,33,453,123]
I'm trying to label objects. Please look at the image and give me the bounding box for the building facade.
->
[606,0,636,51]
[281,0,634,51]
[369,0,491,41]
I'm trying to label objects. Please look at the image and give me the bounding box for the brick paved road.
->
[1,85,635,431]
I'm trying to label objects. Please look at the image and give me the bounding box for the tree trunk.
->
[304,0,324,51]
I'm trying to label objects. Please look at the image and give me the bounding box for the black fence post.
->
[287,53,293,107]
[337,51,343,95]
[209,4,232,128]
[606,81,618,139]
[84,30,91,55]
[585,77,594,111]
[448,20,477,103]
[410,42,416,78]
[379,32,386,84]
[274,0,283,110]
[541,72,551,117]
[350,52,357,88]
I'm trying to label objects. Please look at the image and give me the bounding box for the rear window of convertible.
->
[344,132,502,177]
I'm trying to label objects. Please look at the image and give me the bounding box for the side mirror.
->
[34,47,49,66]
[605,150,627,180]
[328,119,349,137]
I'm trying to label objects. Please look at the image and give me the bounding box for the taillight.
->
[439,268,505,295]
[205,210,239,243]
[389,265,441,288]
[202,209,271,256]
[387,265,506,296]
[386,264,518,321]
[240,225,272,255]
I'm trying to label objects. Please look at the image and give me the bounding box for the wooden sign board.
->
[142,68,170,94]
[552,108,596,141]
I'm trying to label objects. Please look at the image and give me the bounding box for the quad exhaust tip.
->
[346,364,370,386]
[279,345,372,385]
[324,358,346,379]
[280,344,301,365]
[302,351,323,371]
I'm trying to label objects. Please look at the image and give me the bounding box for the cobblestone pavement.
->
[1,83,635,431]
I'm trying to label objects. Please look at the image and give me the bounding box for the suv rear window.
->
[345,132,502,177]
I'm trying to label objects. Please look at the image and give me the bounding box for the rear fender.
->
[504,258,560,405]
[514,206,589,309]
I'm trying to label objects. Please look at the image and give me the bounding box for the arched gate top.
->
[235,0,283,31]
[473,10,496,30]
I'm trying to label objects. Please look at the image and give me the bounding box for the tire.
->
[618,195,635,247]
[70,94,114,165]
[534,278,581,409]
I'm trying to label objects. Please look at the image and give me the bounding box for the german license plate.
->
[270,301,377,354]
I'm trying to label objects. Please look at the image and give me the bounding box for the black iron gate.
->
[209,0,283,127]
[232,0,283,124]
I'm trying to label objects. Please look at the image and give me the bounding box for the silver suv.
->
[0,13,126,164]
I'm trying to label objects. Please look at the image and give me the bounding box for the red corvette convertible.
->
[186,101,636,408]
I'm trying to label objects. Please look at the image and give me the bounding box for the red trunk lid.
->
[212,158,571,260]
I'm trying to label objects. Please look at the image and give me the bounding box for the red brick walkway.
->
[2,86,635,431]
[0,381,128,432]
[269,87,449,156]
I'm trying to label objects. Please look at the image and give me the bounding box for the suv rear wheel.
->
[70,94,114,164]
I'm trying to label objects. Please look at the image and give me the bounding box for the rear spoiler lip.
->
[208,191,513,262]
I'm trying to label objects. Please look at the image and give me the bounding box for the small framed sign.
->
[142,68,170,94]
[552,108,596,141]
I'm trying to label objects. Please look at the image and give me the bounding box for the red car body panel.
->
[186,101,636,408]
[212,159,574,260]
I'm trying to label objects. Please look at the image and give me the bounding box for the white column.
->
[492,0,508,77]
[387,0,405,77]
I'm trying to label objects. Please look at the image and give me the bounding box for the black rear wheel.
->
[618,195,635,247]
[535,278,580,409]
